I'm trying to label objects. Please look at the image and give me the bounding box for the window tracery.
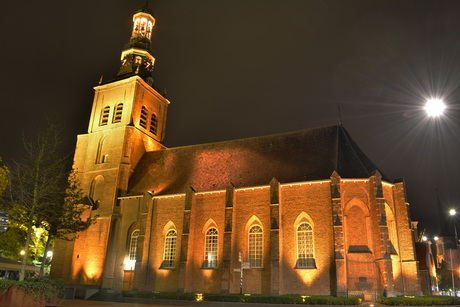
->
[129,230,140,261]
[162,229,177,269]
[248,225,263,268]
[296,222,315,268]
[203,228,218,268]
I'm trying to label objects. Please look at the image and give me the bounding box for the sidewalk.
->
[61,299,388,307]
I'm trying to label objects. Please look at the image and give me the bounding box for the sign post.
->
[238,251,252,294]
[239,252,243,294]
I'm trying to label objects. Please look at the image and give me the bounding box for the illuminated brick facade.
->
[50,4,422,299]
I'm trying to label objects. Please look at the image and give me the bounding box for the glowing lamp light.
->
[20,250,25,256]
[434,236,439,241]
[126,260,136,270]
[196,293,203,302]
[425,98,445,117]
[450,209,456,216]
[301,295,311,303]
[422,236,428,242]
[47,251,53,257]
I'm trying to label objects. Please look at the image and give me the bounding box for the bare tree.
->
[4,123,93,280]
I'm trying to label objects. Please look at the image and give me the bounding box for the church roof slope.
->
[128,124,388,196]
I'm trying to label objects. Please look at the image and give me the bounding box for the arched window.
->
[296,223,315,268]
[95,135,107,164]
[129,230,140,261]
[248,225,263,268]
[89,175,104,210]
[150,113,158,135]
[100,106,110,126]
[113,103,123,123]
[203,228,218,268]
[146,21,153,40]
[162,229,177,269]
[139,106,148,129]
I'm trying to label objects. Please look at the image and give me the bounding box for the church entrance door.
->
[122,270,134,291]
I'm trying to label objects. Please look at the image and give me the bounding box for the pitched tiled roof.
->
[128,124,389,196]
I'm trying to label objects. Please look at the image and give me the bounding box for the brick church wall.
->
[280,182,334,295]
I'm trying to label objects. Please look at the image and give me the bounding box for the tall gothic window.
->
[139,106,148,129]
[162,229,177,269]
[296,223,315,268]
[150,113,158,135]
[203,228,218,268]
[146,21,153,39]
[100,106,110,126]
[113,103,123,123]
[129,230,140,261]
[248,225,263,268]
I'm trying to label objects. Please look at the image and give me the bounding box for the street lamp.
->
[449,209,459,251]
[425,98,446,117]
[449,209,458,296]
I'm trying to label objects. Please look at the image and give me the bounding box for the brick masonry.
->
[50,7,422,298]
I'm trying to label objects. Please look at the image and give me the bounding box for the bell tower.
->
[51,3,169,288]
[118,6,156,83]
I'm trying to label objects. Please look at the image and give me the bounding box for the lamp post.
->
[449,209,458,296]
[449,210,458,251]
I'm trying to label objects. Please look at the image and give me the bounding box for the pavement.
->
[60,299,389,307]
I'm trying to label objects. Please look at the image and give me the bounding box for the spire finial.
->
[338,104,342,125]
[99,75,103,84]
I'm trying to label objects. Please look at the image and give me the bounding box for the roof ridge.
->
[338,124,370,178]
[159,124,339,153]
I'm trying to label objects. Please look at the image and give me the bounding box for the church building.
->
[51,5,422,300]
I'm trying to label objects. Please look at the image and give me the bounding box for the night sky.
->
[1,1,460,236]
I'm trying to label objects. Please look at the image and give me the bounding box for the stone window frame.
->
[113,103,123,123]
[100,106,110,126]
[295,222,316,269]
[161,229,177,269]
[248,225,263,268]
[128,229,140,261]
[149,113,158,135]
[203,227,218,269]
[139,106,149,129]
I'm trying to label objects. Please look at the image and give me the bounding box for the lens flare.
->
[425,98,446,117]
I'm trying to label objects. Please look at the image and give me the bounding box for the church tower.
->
[51,4,169,288]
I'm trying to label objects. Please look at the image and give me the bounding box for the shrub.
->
[378,296,460,306]
[203,293,242,302]
[123,291,360,305]
[0,279,66,303]
[242,294,301,304]
[125,291,196,300]
[302,296,361,305]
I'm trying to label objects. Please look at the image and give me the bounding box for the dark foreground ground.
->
[59,299,391,307]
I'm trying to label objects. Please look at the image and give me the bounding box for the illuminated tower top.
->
[117,3,156,85]
[131,5,155,40]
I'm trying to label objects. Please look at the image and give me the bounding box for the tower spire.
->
[117,4,155,84]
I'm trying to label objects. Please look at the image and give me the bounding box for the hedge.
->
[0,279,66,303]
[378,296,460,306]
[122,291,361,305]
